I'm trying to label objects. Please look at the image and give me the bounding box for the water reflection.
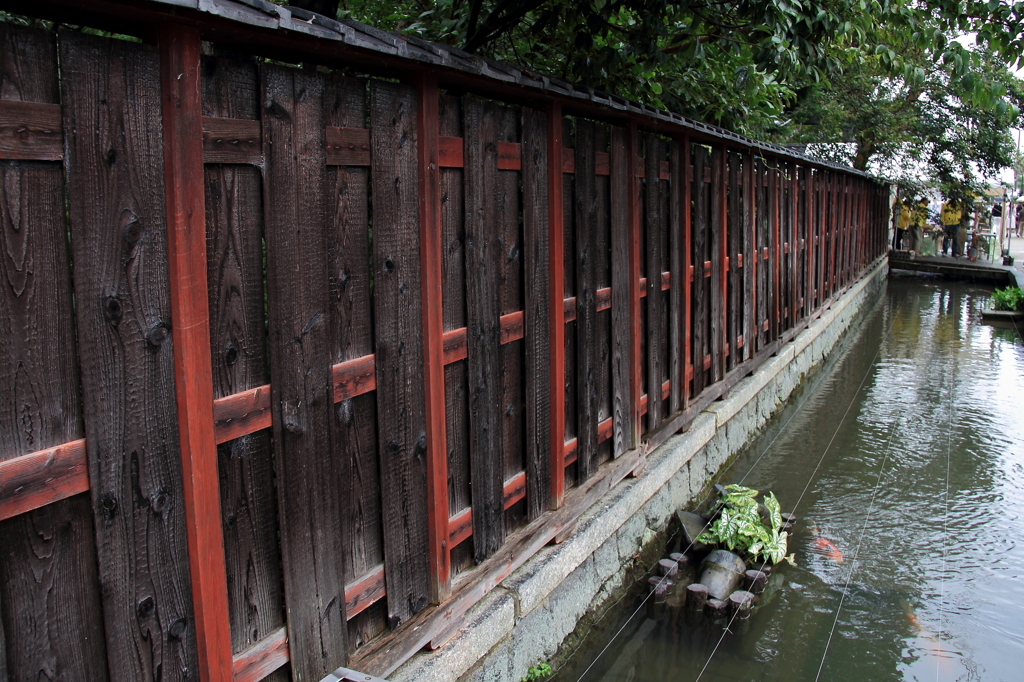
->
[556,275,1024,682]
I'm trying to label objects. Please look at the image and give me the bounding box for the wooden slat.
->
[710,144,724,385]
[610,125,633,455]
[0,439,88,521]
[522,106,550,519]
[547,102,566,509]
[727,151,742,370]
[61,28,200,681]
[561,145,574,173]
[202,51,286,676]
[438,134,463,166]
[669,138,684,413]
[0,99,62,160]
[0,56,108,682]
[161,26,234,682]
[644,133,664,433]
[412,72,451,603]
[691,144,708,395]
[262,62,349,677]
[595,150,609,175]
[444,471,530,548]
[464,97,506,561]
[574,119,599,480]
[231,627,289,682]
[325,125,370,165]
[202,116,261,164]
[370,79,432,624]
[345,564,387,620]
[497,140,521,169]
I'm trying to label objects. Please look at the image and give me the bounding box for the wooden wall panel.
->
[691,145,708,395]
[644,133,664,432]
[262,63,349,679]
[609,125,635,455]
[0,24,109,682]
[463,97,506,560]
[61,29,198,682]
[325,74,388,647]
[574,119,599,479]
[369,80,431,623]
[521,107,551,520]
[201,52,287,675]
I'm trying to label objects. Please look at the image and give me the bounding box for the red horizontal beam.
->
[447,471,529,548]
[345,563,386,619]
[0,438,89,521]
[497,141,520,170]
[439,135,463,167]
[231,626,289,682]
[325,126,370,165]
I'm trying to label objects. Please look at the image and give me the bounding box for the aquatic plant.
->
[697,485,795,565]
[991,286,1024,312]
[522,662,552,681]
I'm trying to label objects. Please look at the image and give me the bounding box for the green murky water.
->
[554,275,1024,682]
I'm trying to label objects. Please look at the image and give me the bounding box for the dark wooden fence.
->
[0,2,890,682]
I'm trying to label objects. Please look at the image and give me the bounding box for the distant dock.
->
[888,252,1024,288]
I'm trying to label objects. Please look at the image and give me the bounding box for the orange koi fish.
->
[810,537,844,563]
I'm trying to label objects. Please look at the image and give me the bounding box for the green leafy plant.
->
[991,286,1024,312]
[522,662,552,681]
[697,485,795,565]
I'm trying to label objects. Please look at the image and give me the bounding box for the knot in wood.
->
[103,296,123,325]
[146,322,170,349]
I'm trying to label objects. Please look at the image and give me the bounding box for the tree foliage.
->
[294,0,1024,193]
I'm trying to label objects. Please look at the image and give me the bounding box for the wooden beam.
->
[546,102,566,508]
[0,99,62,160]
[231,627,289,682]
[0,439,88,521]
[160,23,233,682]
[412,71,451,603]
[202,116,261,164]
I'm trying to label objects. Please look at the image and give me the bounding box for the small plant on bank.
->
[697,485,795,565]
[991,286,1024,312]
[522,662,552,681]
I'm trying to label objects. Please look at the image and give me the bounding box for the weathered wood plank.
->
[0,28,112,682]
[0,99,62,160]
[727,151,741,370]
[668,139,684,412]
[521,106,550,519]
[644,133,663,432]
[201,50,287,675]
[61,28,197,682]
[574,119,599,480]
[327,73,390,646]
[369,79,432,622]
[609,125,634,456]
[691,144,708,395]
[202,116,261,164]
[262,63,348,679]
[0,26,108,682]
[709,144,724,384]
[463,97,506,560]
[546,103,565,509]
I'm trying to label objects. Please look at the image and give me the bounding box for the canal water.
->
[554,274,1024,682]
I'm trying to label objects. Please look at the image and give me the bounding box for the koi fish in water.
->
[810,537,845,563]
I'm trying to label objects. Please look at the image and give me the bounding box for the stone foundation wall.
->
[390,259,888,682]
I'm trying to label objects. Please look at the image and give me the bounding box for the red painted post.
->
[627,123,641,446]
[791,163,799,326]
[805,168,815,317]
[159,23,233,682]
[770,158,780,340]
[412,71,451,603]
[547,102,566,508]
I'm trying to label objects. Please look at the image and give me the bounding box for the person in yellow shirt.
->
[910,198,928,252]
[893,198,912,250]
[941,200,962,256]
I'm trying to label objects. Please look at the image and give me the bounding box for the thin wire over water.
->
[814,418,901,680]
[695,299,901,681]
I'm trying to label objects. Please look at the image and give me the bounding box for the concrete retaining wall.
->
[390,260,888,682]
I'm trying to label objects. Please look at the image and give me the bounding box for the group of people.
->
[892,197,974,258]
